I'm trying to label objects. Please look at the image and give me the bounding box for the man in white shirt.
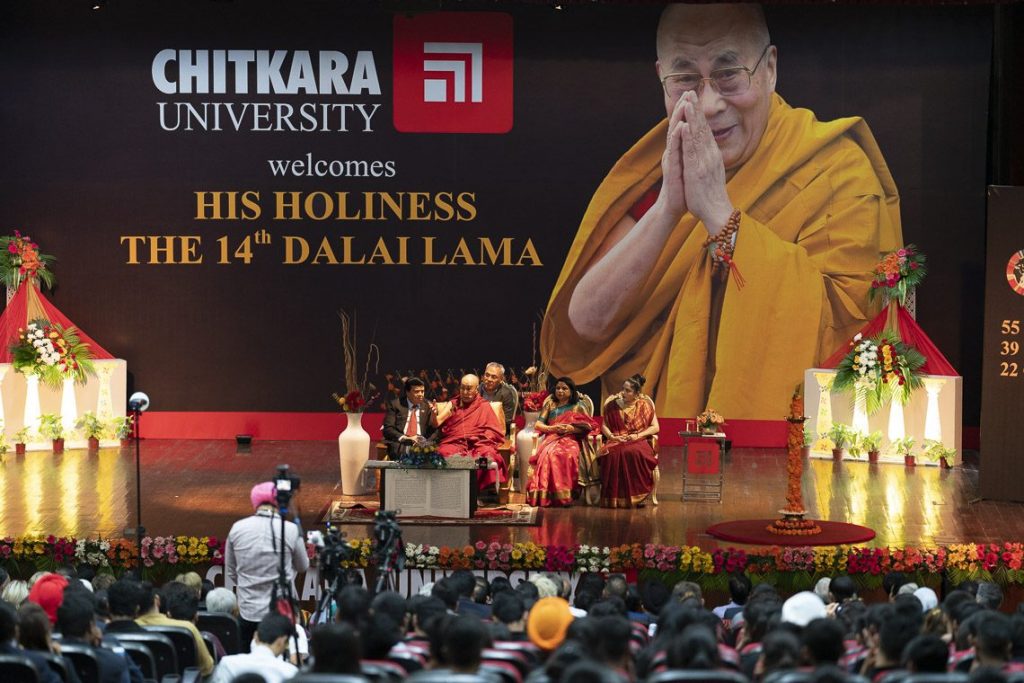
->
[209,612,298,683]
[225,481,310,651]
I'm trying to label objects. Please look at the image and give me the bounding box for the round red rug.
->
[706,519,876,546]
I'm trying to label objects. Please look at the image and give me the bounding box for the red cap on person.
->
[28,573,69,625]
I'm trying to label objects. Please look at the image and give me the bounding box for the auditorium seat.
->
[646,669,751,683]
[111,632,179,681]
[0,654,42,683]
[53,643,100,683]
[196,611,242,655]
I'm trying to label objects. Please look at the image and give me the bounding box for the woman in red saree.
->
[526,377,598,508]
[600,373,660,508]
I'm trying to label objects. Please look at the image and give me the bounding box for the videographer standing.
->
[226,481,309,651]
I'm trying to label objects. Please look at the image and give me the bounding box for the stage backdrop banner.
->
[0,2,991,436]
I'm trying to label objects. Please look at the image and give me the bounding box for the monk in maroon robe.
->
[433,374,507,490]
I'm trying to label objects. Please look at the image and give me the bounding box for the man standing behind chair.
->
[224,482,309,654]
[480,362,517,437]
[381,377,438,460]
[433,374,507,491]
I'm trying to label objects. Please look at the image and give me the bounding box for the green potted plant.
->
[922,439,957,469]
[861,431,884,464]
[847,432,865,460]
[892,436,916,467]
[38,414,65,454]
[76,411,105,451]
[13,426,31,455]
[111,415,134,447]
[802,426,814,458]
[0,428,8,460]
[827,423,853,461]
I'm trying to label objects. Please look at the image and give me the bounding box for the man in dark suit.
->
[0,600,64,683]
[381,377,438,459]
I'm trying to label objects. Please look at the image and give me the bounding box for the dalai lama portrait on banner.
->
[541,2,903,420]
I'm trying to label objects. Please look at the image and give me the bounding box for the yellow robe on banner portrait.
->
[541,94,903,420]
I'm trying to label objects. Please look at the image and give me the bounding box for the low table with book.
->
[365,456,482,518]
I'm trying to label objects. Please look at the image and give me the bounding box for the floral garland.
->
[0,231,56,291]
[6,536,1024,589]
[832,333,926,414]
[869,244,926,307]
[10,319,96,389]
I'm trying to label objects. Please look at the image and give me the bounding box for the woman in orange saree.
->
[526,377,598,508]
[600,373,660,508]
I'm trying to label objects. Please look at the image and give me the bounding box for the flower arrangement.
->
[697,408,725,433]
[10,319,96,389]
[332,309,380,413]
[832,333,926,414]
[869,244,927,307]
[398,443,447,469]
[522,389,549,413]
[0,231,56,291]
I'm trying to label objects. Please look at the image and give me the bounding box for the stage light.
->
[91,0,105,9]
[128,392,150,412]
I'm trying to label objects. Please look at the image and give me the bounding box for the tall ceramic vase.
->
[339,412,371,495]
[60,377,78,435]
[515,411,541,491]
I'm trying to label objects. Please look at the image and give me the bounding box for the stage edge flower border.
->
[2,538,1023,589]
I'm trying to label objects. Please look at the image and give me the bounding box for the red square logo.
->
[393,12,513,134]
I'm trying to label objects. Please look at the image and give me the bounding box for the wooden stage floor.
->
[2,440,1020,551]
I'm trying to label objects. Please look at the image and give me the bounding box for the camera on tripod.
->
[307,525,360,589]
[274,464,301,508]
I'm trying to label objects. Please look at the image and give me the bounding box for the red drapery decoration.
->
[820,303,957,376]
[0,283,114,363]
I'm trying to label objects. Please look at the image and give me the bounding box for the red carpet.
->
[706,519,876,546]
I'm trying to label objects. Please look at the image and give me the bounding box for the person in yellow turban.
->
[541,3,902,420]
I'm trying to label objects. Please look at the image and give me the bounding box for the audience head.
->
[489,576,513,597]
[883,572,909,600]
[0,600,17,642]
[667,624,720,670]
[173,572,203,599]
[976,611,1014,666]
[781,591,826,628]
[492,591,526,627]
[336,585,372,629]
[527,597,575,651]
[370,591,408,628]
[587,597,626,618]
[17,602,53,651]
[813,577,832,603]
[2,579,29,608]
[604,574,628,600]
[431,578,459,610]
[879,614,921,664]
[640,578,671,615]
[670,580,703,605]
[827,575,858,603]
[442,614,491,673]
[914,587,939,612]
[472,575,490,604]
[760,629,802,675]
[409,596,447,635]
[91,573,116,593]
[205,587,239,616]
[256,612,294,654]
[163,580,200,621]
[530,574,559,599]
[138,581,159,615]
[27,572,68,625]
[311,622,361,674]
[728,573,753,606]
[978,582,1004,610]
[903,633,951,672]
[561,660,626,683]
[515,580,540,610]
[56,589,98,640]
[801,617,845,666]
[362,614,403,659]
[449,570,477,599]
[594,616,632,665]
[107,578,142,619]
